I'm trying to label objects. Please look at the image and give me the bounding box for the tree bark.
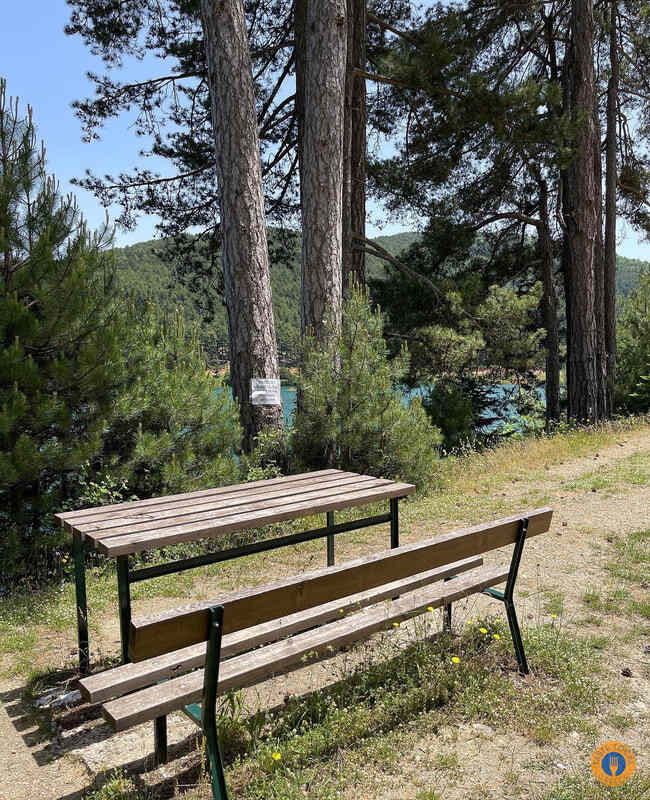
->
[604,0,619,409]
[538,179,562,425]
[562,0,607,422]
[200,0,283,451]
[301,0,347,342]
[294,0,307,206]
[343,0,367,293]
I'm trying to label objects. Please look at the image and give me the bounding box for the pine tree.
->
[0,85,126,579]
[0,86,241,584]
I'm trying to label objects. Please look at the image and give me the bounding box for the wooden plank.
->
[130,507,552,660]
[55,470,341,529]
[78,475,390,539]
[105,564,509,730]
[98,481,416,557]
[65,472,366,534]
[79,556,483,703]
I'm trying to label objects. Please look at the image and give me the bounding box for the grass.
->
[539,772,650,800]
[564,450,650,494]
[605,529,650,585]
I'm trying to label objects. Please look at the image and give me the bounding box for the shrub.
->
[291,291,442,488]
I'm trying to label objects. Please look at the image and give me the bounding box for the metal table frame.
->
[72,497,402,674]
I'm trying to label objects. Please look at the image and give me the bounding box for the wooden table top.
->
[55,470,416,557]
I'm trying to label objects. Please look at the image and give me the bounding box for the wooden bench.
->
[78,507,552,800]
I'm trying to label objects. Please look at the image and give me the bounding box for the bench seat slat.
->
[103,563,509,731]
[129,507,552,661]
[79,555,484,703]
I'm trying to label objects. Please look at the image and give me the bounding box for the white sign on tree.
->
[250,378,282,406]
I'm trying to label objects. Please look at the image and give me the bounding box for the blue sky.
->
[3,1,649,259]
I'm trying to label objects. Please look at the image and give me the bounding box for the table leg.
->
[327,511,335,566]
[73,533,90,675]
[390,499,399,548]
[117,555,132,663]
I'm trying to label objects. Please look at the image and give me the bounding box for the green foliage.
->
[373,233,547,447]
[102,306,241,498]
[616,269,650,412]
[0,89,240,586]
[292,291,442,488]
[0,89,127,583]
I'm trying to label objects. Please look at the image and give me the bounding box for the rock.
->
[471,723,494,736]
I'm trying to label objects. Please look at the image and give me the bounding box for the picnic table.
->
[55,469,416,674]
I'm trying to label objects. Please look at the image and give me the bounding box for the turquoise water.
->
[279,383,545,432]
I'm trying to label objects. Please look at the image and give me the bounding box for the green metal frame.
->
[108,506,397,673]
[181,606,229,800]
[483,517,530,674]
[440,518,530,673]
[72,533,90,675]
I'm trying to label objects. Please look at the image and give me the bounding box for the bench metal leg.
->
[443,573,457,633]
[483,518,530,674]
[203,606,229,800]
[505,599,528,674]
[73,533,90,675]
[327,511,335,566]
[116,555,131,664]
[154,715,168,765]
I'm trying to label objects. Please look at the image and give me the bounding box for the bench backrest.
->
[129,507,553,661]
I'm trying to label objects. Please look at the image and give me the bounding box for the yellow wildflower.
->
[427,606,434,613]
[272,752,282,761]
[393,622,400,628]
[451,656,460,664]
[551,613,558,619]
[493,633,501,640]
[479,627,488,634]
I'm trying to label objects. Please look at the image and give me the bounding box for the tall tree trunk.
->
[562,0,606,423]
[604,0,619,409]
[538,178,561,424]
[200,0,283,451]
[593,107,608,418]
[343,0,367,293]
[295,0,307,207]
[301,0,347,342]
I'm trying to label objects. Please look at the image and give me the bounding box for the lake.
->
[278,383,544,432]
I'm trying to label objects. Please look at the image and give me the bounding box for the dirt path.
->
[1,424,648,800]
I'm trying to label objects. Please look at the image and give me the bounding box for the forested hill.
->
[617,255,650,296]
[111,231,647,365]
[110,230,420,364]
